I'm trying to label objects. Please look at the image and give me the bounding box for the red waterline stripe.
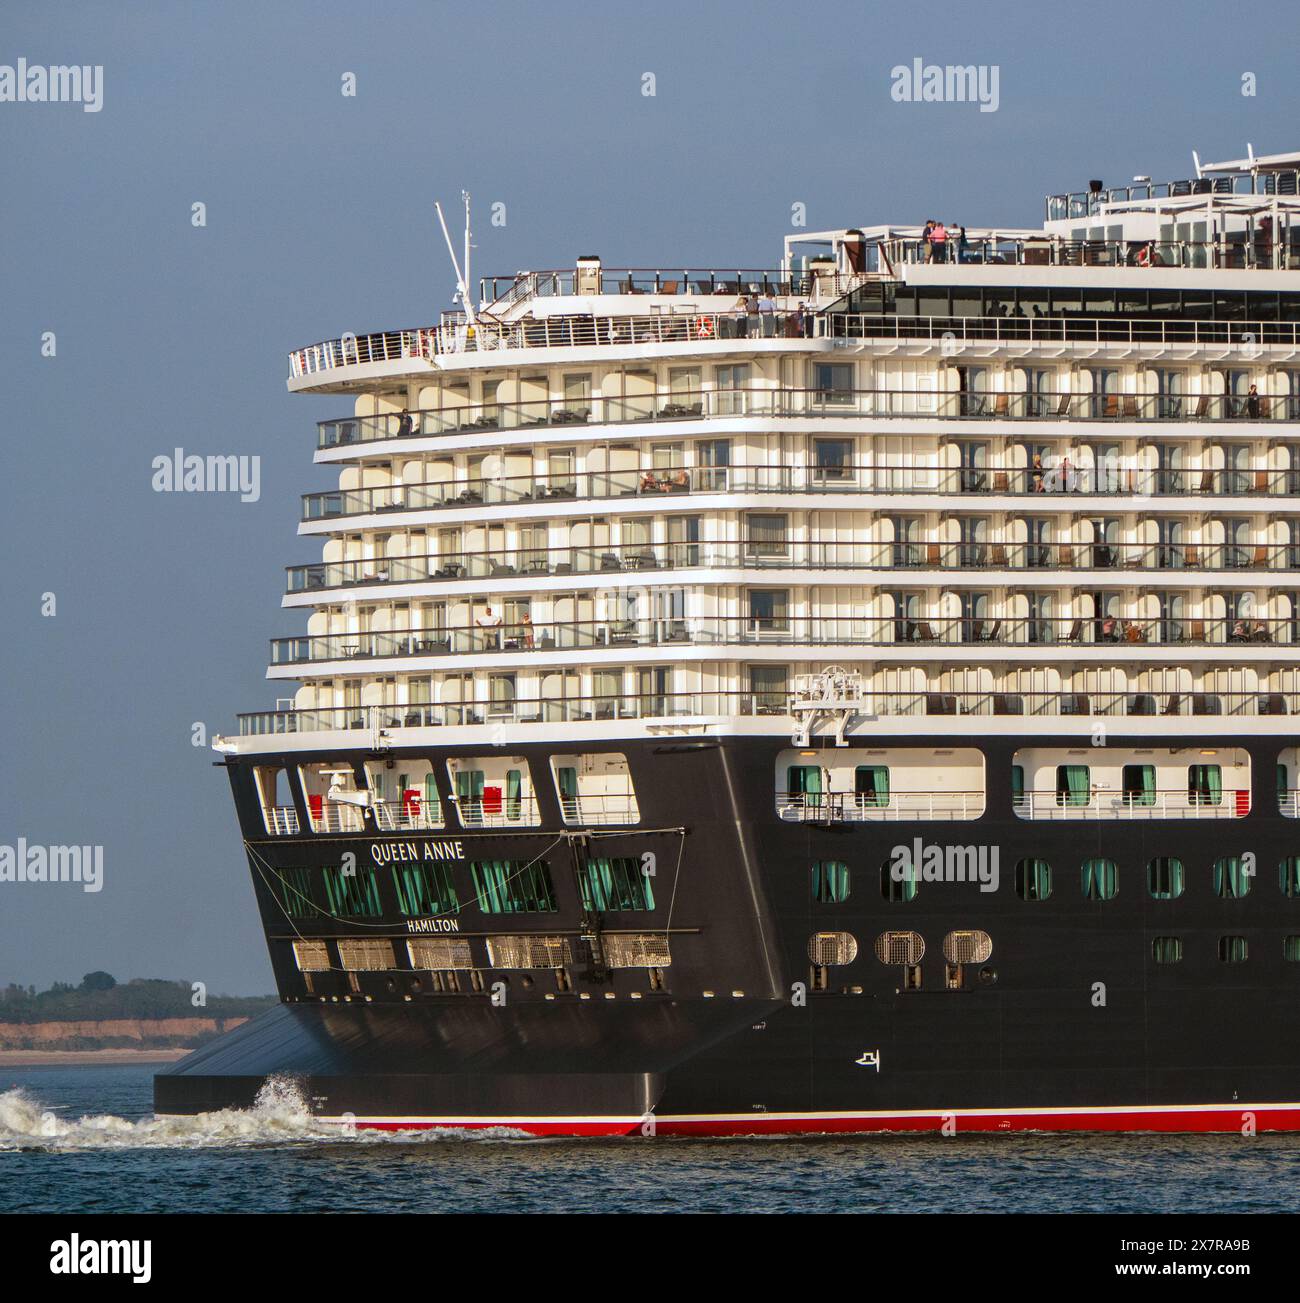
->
[344,1104,1300,1138]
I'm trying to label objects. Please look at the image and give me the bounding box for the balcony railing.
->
[289,308,1300,378]
[478,266,809,303]
[775,791,984,822]
[234,687,1297,737]
[449,795,541,828]
[285,539,1300,595]
[316,382,1300,451]
[300,462,1300,525]
[1013,789,1248,819]
[269,615,1297,667]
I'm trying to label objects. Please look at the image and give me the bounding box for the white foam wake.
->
[0,1075,520,1151]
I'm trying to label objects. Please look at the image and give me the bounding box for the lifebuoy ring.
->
[695,316,714,339]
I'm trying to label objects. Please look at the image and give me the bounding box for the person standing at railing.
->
[730,295,746,339]
[951,222,967,264]
[745,293,760,338]
[1247,383,1260,419]
[475,604,504,650]
[921,220,935,262]
[929,221,948,263]
[758,289,776,337]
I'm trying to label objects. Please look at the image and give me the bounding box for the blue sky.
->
[1,0,1297,993]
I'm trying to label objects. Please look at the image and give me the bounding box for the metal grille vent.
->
[873,930,925,965]
[486,935,571,969]
[603,933,673,968]
[943,929,993,965]
[336,939,396,970]
[292,940,330,972]
[808,931,859,966]
[407,938,473,970]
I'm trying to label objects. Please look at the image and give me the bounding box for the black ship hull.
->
[157,733,1300,1135]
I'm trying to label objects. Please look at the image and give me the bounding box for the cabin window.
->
[406,938,473,970]
[1081,858,1118,901]
[322,863,383,918]
[1148,856,1186,899]
[1055,765,1090,807]
[881,857,919,903]
[471,859,558,913]
[1121,765,1156,807]
[336,939,395,970]
[808,932,859,965]
[1152,936,1183,964]
[1016,858,1053,901]
[811,362,855,405]
[1218,935,1249,963]
[746,512,789,558]
[275,866,320,920]
[788,765,823,810]
[292,940,330,972]
[1213,857,1252,899]
[1188,764,1223,807]
[812,438,854,480]
[487,936,570,969]
[577,857,655,911]
[455,768,485,822]
[854,766,890,809]
[1281,858,1300,898]
[811,860,850,903]
[1284,936,1300,962]
[391,862,459,917]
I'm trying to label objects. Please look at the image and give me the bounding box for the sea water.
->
[0,1065,1296,1213]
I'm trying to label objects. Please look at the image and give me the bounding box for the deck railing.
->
[286,539,1300,594]
[775,790,985,822]
[270,615,1297,667]
[316,384,1300,451]
[235,687,1297,737]
[290,309,1300,378]
[1013,789,1248,819]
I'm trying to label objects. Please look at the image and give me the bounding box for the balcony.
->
[315,382,1300,450]
[300,461,1300,527]
[775,790,984,822]
[289,307,1300,380]
[234,686,1297,738]
[269,614,1296,668]
[285,539,1300,596]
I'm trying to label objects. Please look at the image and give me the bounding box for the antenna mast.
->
[435,194,477,325]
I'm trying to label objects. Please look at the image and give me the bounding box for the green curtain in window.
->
[506,768,522,819]
[1278,763,1289,802]
[812,860,850,903]
[855,766,889,808]
[1140,765,1156,805]
[1281,858,1300,899]
[1153,936,1183,963]
[1221,935,1248,963]
[1190,764,1222,806]
[1011,765,1025,807]
[323,865,381,917]
[1081,858,1117,900]
[1061,765,1090,807]
[558,766,579,818]
[1284,935,1300,962]
[788,765,822,808]
[1148,857,1185,899]
[423,772,438,810]
[1214,857,1251,899]
[1018,858,1053,900]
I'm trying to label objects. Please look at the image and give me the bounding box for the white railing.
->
[775,791,985,822]
[261,805,300,835]
[558,793,641,826]
[371,799,445,831]
[1013,790,1249,820]
[449,795,541,828]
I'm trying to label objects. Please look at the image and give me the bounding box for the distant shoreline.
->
[0,1048,193,1066]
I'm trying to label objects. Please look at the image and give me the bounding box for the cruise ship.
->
[159,150,1300,1135]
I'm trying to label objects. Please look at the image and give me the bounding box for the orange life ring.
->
[695,316,714,339]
